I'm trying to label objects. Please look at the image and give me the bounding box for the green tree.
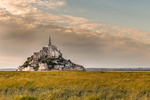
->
[22,61,29,67]
[34,64,39,71]
[40,59,46,63]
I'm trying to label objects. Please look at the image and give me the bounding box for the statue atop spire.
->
[49,35,52,45]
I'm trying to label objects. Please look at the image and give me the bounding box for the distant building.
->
[54,65,64,70]
[22,66,34,71]
[38,63,48,71]
[17,66,23,71]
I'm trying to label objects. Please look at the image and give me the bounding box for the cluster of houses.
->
[18,62,84,71]
[17,37,85,71]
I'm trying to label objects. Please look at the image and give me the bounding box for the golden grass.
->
[0,71,150,100]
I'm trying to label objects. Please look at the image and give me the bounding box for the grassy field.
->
[0,71,150,100]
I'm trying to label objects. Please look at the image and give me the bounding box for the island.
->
[17,36,85,71]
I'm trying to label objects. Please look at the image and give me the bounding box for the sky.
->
[0,0,150,68]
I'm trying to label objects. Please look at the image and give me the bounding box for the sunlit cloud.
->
[0,0,66,15]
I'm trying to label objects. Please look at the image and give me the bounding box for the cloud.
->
[34,0,66,8]
[1,0,150,68]
[61,15,89,25]
[0,0,66,15]
[79,23,100,30]
[1,11,150,68]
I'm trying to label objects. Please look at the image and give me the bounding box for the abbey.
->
[32,37,62,67]
[17,36,85,71]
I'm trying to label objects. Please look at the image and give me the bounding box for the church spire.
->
[49,35,52,45]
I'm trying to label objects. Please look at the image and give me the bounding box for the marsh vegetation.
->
[0,71,150,100]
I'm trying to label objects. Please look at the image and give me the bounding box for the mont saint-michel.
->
[17,37,85,71]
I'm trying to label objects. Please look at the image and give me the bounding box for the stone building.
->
[22,66,34,71]
[38,63,48,71]
[54,65,64,70]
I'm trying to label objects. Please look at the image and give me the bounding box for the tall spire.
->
[49,35,52,45]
